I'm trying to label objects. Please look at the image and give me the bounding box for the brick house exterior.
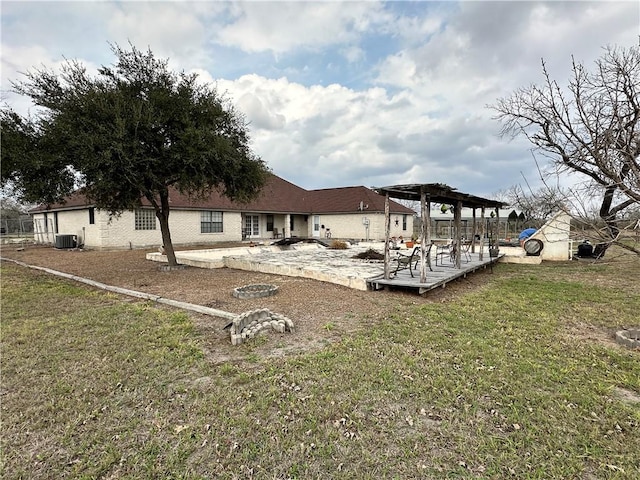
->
[30,174,415,249]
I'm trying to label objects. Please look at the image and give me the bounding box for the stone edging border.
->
[0,257,236,321]
[1,257,297,346]
[615,328,640,349]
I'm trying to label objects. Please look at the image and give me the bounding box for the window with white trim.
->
[135,209,156,230]
[201,211,223,233]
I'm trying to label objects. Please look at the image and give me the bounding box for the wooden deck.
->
[368,252,503,294]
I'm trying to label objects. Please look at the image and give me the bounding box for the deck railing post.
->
[471,208,477,253]
[454,200,462,268]
[383,192,391,280]
[495,207,500,253]
[479,207,485,261]
[419,189,429,283]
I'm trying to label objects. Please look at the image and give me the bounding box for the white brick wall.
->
[312,212,413,241]
[32,212,55,244]
[534,211,571,261]
[289,214,308,237]
[34,208,243,249]
[33,208,414,248]
[99,209,244,249]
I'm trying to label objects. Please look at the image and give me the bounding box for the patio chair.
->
[435,241,471,266]
[416,242,435,272]
[392,244,433,277]
[435,243,453,266]
[460,240,472,263]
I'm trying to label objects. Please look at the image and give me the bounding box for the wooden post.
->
[479,207,485,261]
[426,197,431,244]
[471,208,477,254]
[383,192,391,279]
[495,207,500,251]
[419,189,428,283]
[454,200,462,268]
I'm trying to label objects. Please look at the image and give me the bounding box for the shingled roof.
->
[308,186,412,214]
[30,174,415,215]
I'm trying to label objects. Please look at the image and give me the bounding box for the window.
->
[54,212,59,233]
[201,211,223,233]
[289,216,295,231]
[266,214,274,232]
[402,214,408,231]
[135,209,156,230]
[89,208,95,225]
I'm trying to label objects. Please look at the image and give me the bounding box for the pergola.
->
[373,183,507,283]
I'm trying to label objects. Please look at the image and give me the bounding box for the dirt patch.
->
[612,387,640,405]
[0,243,494,363]
[564,321,621,350]
[352,248,385,260]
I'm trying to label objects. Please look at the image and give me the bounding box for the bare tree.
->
[395,198,420,213]
[504,183,566,228]
[493,45,640,256]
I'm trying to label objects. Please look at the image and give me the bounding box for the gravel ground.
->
[0,243,490,363]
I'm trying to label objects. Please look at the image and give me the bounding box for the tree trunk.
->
[595,185,620,258]
[156,190,178,266]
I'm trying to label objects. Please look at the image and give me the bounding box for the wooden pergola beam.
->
[373,183,506,210]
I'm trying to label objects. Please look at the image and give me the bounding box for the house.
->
[29,174,415,249]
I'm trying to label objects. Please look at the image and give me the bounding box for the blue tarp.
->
[518,228,537,241]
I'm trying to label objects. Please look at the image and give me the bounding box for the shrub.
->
[329,240,348,250]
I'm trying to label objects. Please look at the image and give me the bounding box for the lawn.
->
[1,253,639,479]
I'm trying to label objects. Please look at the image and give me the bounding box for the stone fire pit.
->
[233,284,279,299]
[229,308,294,345]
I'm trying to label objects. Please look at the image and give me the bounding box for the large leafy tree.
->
[2,45,269,265]
[493,44,640,256]
[1,109,76,205]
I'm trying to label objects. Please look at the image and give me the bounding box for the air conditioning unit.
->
[55,234,77,249]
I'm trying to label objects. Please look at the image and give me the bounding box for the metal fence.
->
[0,216,34,244]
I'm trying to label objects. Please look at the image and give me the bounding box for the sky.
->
[1,1,639,198]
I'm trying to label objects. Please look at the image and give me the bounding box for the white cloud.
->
[236,91,286,130]
[212,72,525,193]
[340,45,366,64]
[2,0,638,197]
[104,2,218,70]
[1,44,101,115]
[215,1,387,53]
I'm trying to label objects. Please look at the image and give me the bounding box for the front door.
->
[312,215,320,237]
[244,215,260,238]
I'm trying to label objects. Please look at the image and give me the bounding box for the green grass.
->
[2,256,639,479]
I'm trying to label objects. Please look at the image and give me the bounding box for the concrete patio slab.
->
[147,242,387,291]
[146,242,531,292]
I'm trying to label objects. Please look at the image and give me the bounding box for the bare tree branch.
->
[491,44,640,256]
